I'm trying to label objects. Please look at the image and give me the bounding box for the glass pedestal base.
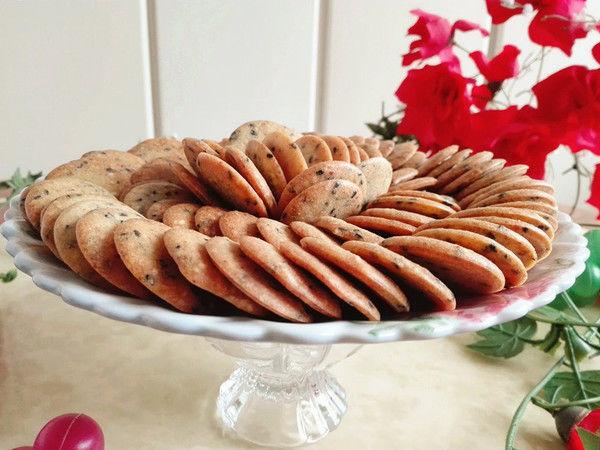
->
[207,338,361,447]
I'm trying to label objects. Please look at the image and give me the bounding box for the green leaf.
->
[0,168,42,207]
[576,427,600,450]
[365,122,388,137]
[542,370,600,409]
[0,268,17,283]
[467,316,537,358]
[536,323,563,354]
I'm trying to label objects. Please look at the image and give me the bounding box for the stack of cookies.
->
[20,120,558,322]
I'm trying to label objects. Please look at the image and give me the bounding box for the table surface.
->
[0,238,569,450]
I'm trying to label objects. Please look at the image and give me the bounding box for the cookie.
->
[219,210,260,242]
[360,208,434,226]
[163,229,268,316]
[492,201,558,217]
[113,219,200,312]
[388,176,437,191]
[300,237,409,312]
[239,236,342,318]
[415,228,527,287]
[313,216,384,243]
[388,142,418,169]
[416,145,459,176]
[416,217,537,270]
[128,137,192,171]
[473,216,552,260]
[450,206,554,238]
[194,206,227,236]
[145,199,181,221]
[320,136,350,162]
[439,158,506,195]
[129,158,187,190]
[295,135,333,166]
[182,138,220,173]
[357,157,393,204]
[205,236,311,322]
[225,146,277,216]
[246,139,288,201]
[470,188,557,209]
[280,179,363,224]
[345,215,416,236]
[349,136,365,145]
[382,236,506,293]
[168,158,224,206]
[46,150,144,196]
[384,190,460,211]
[434,151,493,190]
[401,151,427,169]
[76,207,151,298]
[162,202,200,229]
[196,153,268,217]
[25,177,114,229]
[379,140,396,157]
[277,161,367,213]
[278,241,380,320]
[466,177,555,207]
[121,181,192,215]
[427,149,472,178]
[256,218,300,250]
[357,146,370,161]
[228,120,301,152]
[456,165,530,204]
[391,167,418,185]
[54,199,133,288]
[342,241,455,311]
[262,131,308,182]
[340,137,361,164]
[289,221,340,245]
[359,138,383,158]
[368,195,455,219]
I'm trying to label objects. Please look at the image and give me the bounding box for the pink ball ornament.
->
[33,414,104,450]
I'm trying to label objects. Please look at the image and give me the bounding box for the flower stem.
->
[569,152,582,216]
[532,394,600,411]
[564,326,592,409]
[505,357,566,450]
[528,46,546,103]
[562,292,600,340]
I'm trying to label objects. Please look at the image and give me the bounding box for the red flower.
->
[593,42,600,64]
[533,66,600,154]
[528,0,588,55]
[403,10,488,70]
[567,408,600,449]
[472,84,494,109]
[396,64,472,151]
[588,163,600,219]
[485,0,527,24]
[470,45,521,82]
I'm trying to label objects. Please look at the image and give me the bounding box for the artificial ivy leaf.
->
[467,316,537,358]
[0,168,42,207]
[0,268,17,283]
[542,370,600,409]
[365,122,388,137]
[536,323,563,354]
[576,427,600,450]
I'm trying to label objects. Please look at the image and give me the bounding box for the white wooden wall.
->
[1,0,598,221]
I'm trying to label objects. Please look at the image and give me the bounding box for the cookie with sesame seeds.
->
[470,188,558,209]
[389,176,437,191]
[277,161,367,213]
[76,207,151,298]
[121,181,193,215]
[382,236,506,293]
[342,241,456,311]
[225,146,278,216]
[359,138,384,158]
[127,137,193,171]
[289,221,340,245]
[313,216,384,243]
[145,199,181,221]
[357,146,370,161]
[219,210,260,242]
[300,237,409,312]
[240,236,342,318]
[391,167,418,185]
[25,177,114,230]
[196,153,268,217]
[360,208,434,227]
[46,150,144,197]
[414,228,527,287]
[113,218,201,312]
[427,149,473,178]
[256,218,300,250]
[464,176,555,207]
[182,138,220,173]
[320,135,350,162]
[163,228,268,317]
[379,140,396,156]
[194,205,227,236]
[205,236,312,322]
[415,217,537,270]
[358,157,393,204]
[280,179,363,224]
[456,165,530,205]
[340,137,361,164]
[388,142,418,169]
[433,151,493,190]
[416,145,459,176]
[384,190,460,211]
[278,240,380,321]
[401,150,427,169]
[349,135,365,145]
[129,158,188,189]
[345,215,416,237]
[492,201,558,217]
[162,202,200,229]
[368,195,455,219]
[439,158,506,195]
[295,135,333,166]
[262,131,308,182]
[246,139,288,201]
[228,120,301,152]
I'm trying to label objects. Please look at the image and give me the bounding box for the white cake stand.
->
[1,195,589,447]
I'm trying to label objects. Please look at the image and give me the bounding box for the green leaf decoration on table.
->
[0,269,17,283]
[550,230,600,309]
[542,370,600,409]
[576,427,600,450]
[0,168,42,207]
[467,316,537,358]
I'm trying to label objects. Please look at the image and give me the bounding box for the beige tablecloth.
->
[0,241,564,450]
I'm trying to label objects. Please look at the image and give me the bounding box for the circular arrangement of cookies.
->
[21,120,558,323]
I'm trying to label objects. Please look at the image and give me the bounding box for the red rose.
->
[396,64,472,151]
[528,0,588,55]
[470,45,520,82]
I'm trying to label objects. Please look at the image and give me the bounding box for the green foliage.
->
[0,168,42,207]
[467,316,537,358]
[577,427,600,450]
[0,269,17,283]
[542,371,600,410]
